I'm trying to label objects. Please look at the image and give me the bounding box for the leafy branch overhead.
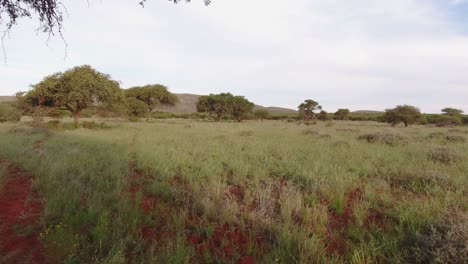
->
[0,0,210,35]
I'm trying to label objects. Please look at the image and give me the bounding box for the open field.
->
[0,119,467,263]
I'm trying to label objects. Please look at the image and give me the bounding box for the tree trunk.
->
[404,122,408,127]
[147,110,152,121]
[73,112,81,125]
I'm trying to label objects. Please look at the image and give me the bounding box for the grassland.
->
[0,119,467,263]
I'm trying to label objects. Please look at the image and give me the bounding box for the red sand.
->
[0,162,44,263]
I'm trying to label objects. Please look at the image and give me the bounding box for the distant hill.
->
[157,93,297,115]
[352,110,384,114]
[0,96,16,103]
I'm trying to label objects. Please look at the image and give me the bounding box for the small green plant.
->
[40,223,81,263]
[145,181,174,202]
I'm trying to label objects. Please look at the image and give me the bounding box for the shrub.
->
[0,103,21,122]
[445,135,466,143]
[409,211,468,264]
[462,115,468,125]
[358,133,406,146]
[435,116,462,127]
[253,109,270,120]
[428,147,462,165]
[383,170,453,192]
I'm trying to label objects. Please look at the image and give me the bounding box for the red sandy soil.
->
[324,188,363,256]
[0,161,44,264]
[186,223,264,264]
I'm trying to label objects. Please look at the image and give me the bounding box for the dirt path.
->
[0,160,44,264]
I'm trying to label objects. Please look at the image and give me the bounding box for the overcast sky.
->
[1,0,468,113]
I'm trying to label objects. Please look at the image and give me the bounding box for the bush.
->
[445,135,466,143]
[358,133,407,146]
[0,103,21,122]
[428,147,462,165]
[435,116,462,127]
[409,211,468,264]
[462,116,468,125]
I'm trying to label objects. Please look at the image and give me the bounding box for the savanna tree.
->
[334,108,351,120]
[196,93,233,121]
[230,96,254,122]
[383,105,421,127]
[125,85,178,120]
[298,99,322,120]
[126,97,148,118]
[23,65,123,124]
[318,110,330,121]
[441,108,464,116]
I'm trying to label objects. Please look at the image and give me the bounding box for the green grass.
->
[0,119,467,263]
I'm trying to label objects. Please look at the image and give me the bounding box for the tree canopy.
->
[441,108,464,116]
[21,65,123,123]
[383,105,422,127]
[230,96,254,122]
[196,93,254,122]
[334,108,351,120]
[125,85,178,120]
[298,99,322,120]
[253,109,270,120]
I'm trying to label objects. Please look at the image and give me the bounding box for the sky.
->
[1,0,468,113]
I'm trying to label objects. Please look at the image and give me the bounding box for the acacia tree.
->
[125,85,178,120]
[298,99,322,120]
[196,93,233,120]
[383,105,421,127]
[318,110,330,121]
[334,108,351,120]
[441,108,464,116]
[230,96,254,122]
[23,65,123,124]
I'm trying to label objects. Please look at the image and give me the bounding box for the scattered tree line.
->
[1,65,467,128]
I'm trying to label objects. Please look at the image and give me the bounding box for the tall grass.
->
[0,120,466,263]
